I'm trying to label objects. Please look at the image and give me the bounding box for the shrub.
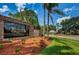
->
[15,47,21,53]
[0,44,4,50]
[49,37,53,40]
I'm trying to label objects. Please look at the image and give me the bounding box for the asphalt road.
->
[51,35,79,40]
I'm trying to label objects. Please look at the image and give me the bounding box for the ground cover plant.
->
[40,37,79,55]
[15,47,21,54]
[0,44,4,50]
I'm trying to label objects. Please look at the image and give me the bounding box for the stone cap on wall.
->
[0,15,33,26]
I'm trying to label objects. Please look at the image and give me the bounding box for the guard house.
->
[0,15,34,40]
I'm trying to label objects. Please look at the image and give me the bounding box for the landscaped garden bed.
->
[0,37,51,55]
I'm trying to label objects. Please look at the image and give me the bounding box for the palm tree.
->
[23,9,40,29]
[43,3,65,36]
[20,9,24,20]
[43,4,46,36]
[9,8,40,30]
[9,12,22,20]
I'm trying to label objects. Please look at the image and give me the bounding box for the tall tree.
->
[43,4,46,36]
[60,17,79,35]
[9,8,40,30]
[43,3,64,36]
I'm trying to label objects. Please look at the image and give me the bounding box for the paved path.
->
[51,35,79,40]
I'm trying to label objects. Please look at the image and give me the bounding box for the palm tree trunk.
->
[43,5,46,36]
[49,14,54,26]
[20,9,24,20]
[47,12,50,36]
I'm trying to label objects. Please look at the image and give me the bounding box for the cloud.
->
[15,3,26,12]
[57,16,71,23]
[0,5,9,13]
[63,6,79,15]
[63,6,79,13]
[34,10,38,14]
[63,7,74,12]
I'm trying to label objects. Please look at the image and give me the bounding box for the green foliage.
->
[60,17,79,35]
[43,3,64,36]
[15,47,21,53]
[44,3,59,13]
[0,44,4,50]
[48,24,56,31]
[9,8,40,30]
[40,37,79,55]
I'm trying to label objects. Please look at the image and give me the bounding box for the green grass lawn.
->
[40,37,79,55]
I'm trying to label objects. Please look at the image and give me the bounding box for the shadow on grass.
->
[53,37,79,47]
[53,37,68,45]
[41,45,75,55]
[51,37,74,46]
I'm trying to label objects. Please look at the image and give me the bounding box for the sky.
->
[0,3,79,25]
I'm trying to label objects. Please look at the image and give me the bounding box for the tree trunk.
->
[43,5,46,36]
[20,9,24,20]
[47,12,50,37]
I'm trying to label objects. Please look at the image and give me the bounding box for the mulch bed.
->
[0,37,51,55]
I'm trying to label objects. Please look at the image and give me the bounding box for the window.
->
[4,21,29,38]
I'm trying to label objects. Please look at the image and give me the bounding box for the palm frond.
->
[49,14,54,25]
[53,9,65,16]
